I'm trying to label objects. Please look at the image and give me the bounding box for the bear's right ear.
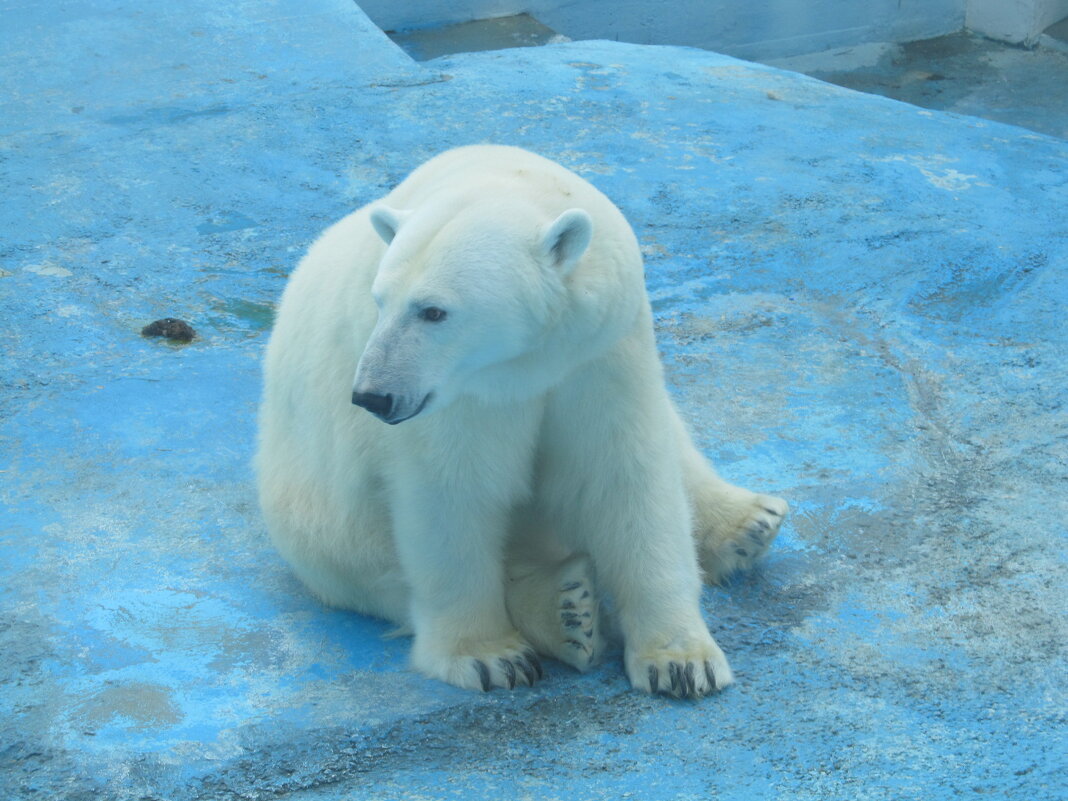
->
[540,209,593,277]
[369,205,411,245]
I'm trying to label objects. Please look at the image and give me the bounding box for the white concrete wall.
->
[358,0,965,59]
[966,0,1068,44]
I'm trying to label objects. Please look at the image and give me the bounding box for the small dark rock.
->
[142,318,196,342]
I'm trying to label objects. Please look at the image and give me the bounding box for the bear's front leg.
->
[588,486,735,699]
[543,348,734,698]
[389,473,542,691]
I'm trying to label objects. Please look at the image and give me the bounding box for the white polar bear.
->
[256,145,787,697]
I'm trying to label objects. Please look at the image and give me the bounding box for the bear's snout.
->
[352,390,394,419]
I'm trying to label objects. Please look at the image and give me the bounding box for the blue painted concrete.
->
[2,2,1066,799]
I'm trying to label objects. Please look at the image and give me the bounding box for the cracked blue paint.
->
[1,1,1066,799]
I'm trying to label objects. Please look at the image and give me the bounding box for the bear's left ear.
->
[540,209,593,276]
[369,205,411,245]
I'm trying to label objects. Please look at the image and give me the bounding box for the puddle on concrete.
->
[197,210,257,235]
[208,298,276,333]
[385,13,567,61]
[768,31,1068,140]
[75,681,183,732]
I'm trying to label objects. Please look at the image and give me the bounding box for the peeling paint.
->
[25,263,73,278]
[878,153,987,190]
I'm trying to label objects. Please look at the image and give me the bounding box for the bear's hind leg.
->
[670,406,787,583]
[505,548,605,673]
[271,524,413,624]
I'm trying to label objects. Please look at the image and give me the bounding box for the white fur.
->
[256,145,787,696]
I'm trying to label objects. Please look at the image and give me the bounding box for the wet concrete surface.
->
[1,2,1066,799]
[386,13,566,62]
[769,30,1068,139]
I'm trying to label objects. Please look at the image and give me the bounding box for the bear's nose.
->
[351,391,394,419]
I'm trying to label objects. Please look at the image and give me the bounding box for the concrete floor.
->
[2,2,1067,800]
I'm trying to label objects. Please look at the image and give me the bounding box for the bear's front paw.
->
[413,634,543,692]
[625,634,733,699]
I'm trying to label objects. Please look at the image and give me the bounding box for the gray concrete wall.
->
[359,0,965,59]
[967,0,1068,44]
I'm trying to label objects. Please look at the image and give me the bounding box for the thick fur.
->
[256,145,787,696]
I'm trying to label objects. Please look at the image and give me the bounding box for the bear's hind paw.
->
[700,493,787,583]
[553,555,604,672]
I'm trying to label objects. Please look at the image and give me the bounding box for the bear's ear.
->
[540,209,593,276]
[369,205,411,245]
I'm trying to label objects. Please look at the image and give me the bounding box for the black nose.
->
[351,391,394,419]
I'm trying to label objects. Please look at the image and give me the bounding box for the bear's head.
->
[351,199,593,424]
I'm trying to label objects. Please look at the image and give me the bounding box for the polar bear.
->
[256,145,786,697]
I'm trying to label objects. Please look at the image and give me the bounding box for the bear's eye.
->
[418,306,447,323]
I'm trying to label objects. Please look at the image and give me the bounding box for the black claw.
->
[648,664,659,693]
[580,590,590,599]
[584,628,593,638]
[517,657,536,686]
[669,662,681,694]
[561,600,576,610]
[564,618,582,629]
[475,660,491,692]
[565,638,586,651]
[500,658,516,690]
[757,519,772,531]
[561,581,582,591]
[704,660,716,690]
[684,662,696,697]
[747,529,766,544]
[763,507,782,517]
[735,548,750,558]
[524,649,544,680]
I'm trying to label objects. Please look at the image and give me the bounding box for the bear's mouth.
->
[383,393,431,425]
[351,391,432,424]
